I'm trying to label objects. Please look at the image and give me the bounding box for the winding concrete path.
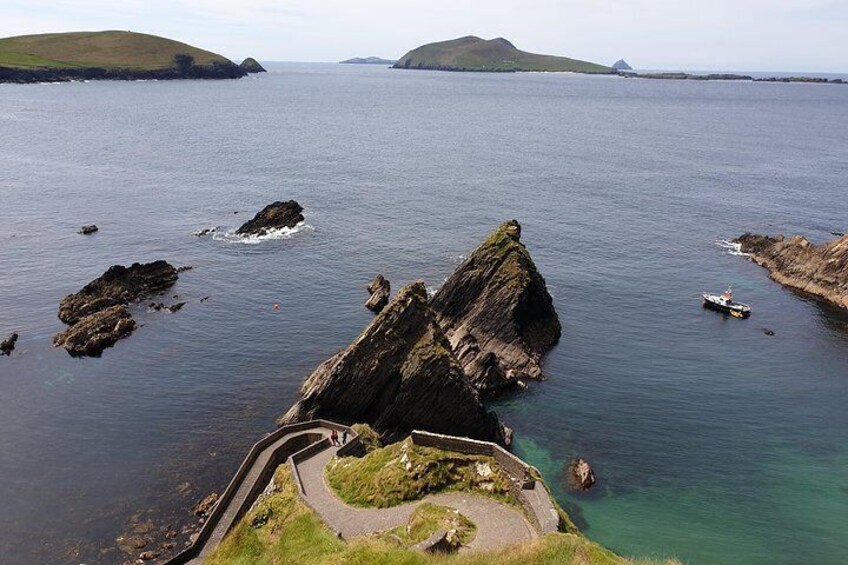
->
[295,443,537,551]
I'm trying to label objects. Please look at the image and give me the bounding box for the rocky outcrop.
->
[567,458,596,491]
[59,261,179,325]
[79,225,99,235]
[612,59,633,71]
[55,261,179,356]
[279,282,511,445]
[430,221,561,397]
[1,333,18,356]
[0,60,247,84]
[365,274,391,313]
[735,233,848,309]
[53,305,136,357]
[240,57,267,73]
[236,201,304,236]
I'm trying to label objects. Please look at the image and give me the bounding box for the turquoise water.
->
[1,64,847,564]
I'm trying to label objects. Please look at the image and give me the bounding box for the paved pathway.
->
[295,443,536,551]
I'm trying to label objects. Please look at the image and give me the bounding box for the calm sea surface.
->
[1,64,847,565]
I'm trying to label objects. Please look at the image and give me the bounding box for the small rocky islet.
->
[54,261,181,356]
[734,232,848,310]
[235,200,304,236]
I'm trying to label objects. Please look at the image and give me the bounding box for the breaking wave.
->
[212,221,313,245]
[716,239,749,257]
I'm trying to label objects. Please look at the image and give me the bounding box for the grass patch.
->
[352,423,382,453]
[207,464,680,565]
[325,438,514,508]
[378,503,477,547]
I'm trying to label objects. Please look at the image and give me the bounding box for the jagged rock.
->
[167,302,186,313]
[735,233,848,309]
[431,220,561,396]
[567,458,596,491]
[58,261,178,325]
[193,227,218,237]
[1,332,18,356]
[53,305,136,357]
[235,200,304,236]
[54,261,178,356]
[192,492,219,516]
[79,225,99,235]
[365,274,391,313]
[279,282,511,445]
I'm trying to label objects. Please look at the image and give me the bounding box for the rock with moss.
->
[240,57,266,73]
[431,220,561,396]
[735,232,848,310]
[279,281,510,445]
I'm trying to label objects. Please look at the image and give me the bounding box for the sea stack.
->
[430,220,561,396]
[236,201,304,236]
[365,274,391,313]
[279,281,511,445]
[55,261,179,356]
[735,232,848,309]
[240,57,267,73]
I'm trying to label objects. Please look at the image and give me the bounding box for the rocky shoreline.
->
[0,61,247,84]
[735,232,848,309]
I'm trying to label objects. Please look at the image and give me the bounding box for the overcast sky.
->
[4,0,846,71]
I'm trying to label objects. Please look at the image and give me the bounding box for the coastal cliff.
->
[735,232,848,309]
[279,282,510,445]
[431,221,561,396]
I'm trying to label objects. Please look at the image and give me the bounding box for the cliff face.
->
[279,282,510,445]
[735,233,848,309]
[431,221,561,396]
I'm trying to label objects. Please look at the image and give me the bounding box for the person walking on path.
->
[330,429,339,446]
[342,430,348,445]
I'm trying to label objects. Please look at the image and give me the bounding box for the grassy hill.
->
[0,30,232,70]
[393,36,611,74]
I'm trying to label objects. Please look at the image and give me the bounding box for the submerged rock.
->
[431,220,561,396]
[279,282,511,445]
[365,274,391,313]
[567,458,596,491]
[55,261,179,356]
[735,233,848,310]
[192,492,219,516]
[53,305,136,357]
[236,200,304,236]
[1,332,18,356]
[79,225,99,235]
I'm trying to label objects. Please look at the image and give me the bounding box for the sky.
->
[3,0,846,72]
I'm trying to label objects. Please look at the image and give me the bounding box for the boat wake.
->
[717,239,750,257]
[212,221,313,245]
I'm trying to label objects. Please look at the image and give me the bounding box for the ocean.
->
[1,63,847,564]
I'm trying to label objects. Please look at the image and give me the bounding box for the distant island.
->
[392,36,611,74]
[612,59,633,71]
[0,31,251,83]
[621,71,846,85]
[340,56,396,65]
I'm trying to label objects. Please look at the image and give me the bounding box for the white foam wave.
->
[717,239,750,257]
[213,221,313,245]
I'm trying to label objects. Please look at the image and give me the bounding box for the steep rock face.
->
[365,274,391,313]
[59,261,178,325]
[236,201,304,236]
[735,232,848,309]
[55,261,178,356]
[279,282,510,445]
[53,305,136,357]
[431,220,561,396]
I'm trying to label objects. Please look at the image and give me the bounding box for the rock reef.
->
[735,232,848,309]
[79,225,99,235]
[279,282,510,445]
[236,201,304,236]
[431,220,561,396]
[55,261,179,356]
[365,274,391,313]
